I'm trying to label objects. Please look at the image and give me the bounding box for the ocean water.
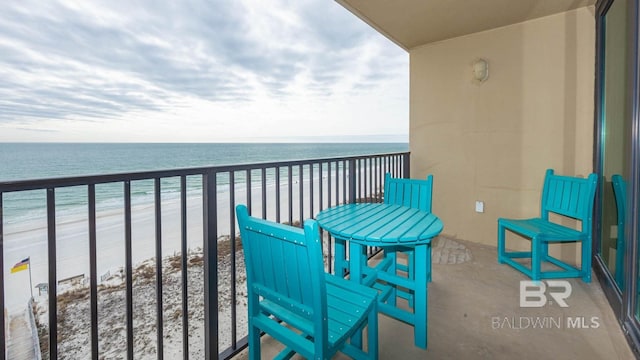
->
[0,142,408,223]
[0,142,409,181]
[1,142,408,309]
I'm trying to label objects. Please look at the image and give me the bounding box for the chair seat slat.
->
[498,218,585,240]
[259,274,376,347]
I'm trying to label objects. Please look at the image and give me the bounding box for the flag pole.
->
[28,257,33,299]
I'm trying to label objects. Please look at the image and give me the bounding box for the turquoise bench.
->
[236,205,379,359]
[497,169,598,282]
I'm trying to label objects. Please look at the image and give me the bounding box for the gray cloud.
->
[0,0,406,125]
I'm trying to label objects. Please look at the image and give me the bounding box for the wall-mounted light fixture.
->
[472,58,489,83]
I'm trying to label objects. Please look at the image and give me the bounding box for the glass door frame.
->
[594,0,640,353]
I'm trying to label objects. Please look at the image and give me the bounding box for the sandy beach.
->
[33,240,248,359]
[5,170,372,358]
[4,174,349,309]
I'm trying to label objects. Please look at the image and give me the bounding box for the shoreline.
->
[4,172,372,310]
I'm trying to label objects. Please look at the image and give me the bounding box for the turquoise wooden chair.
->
[497,169,598,282]
[236,205,379,360]
[612,174,626,290]
[357,173,433,310]
[383,172,434,282]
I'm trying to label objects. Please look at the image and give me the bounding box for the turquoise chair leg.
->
[414,244,428,349]
[247,292,261,360]
[615,235,625,289]
[248,323,261,360]
[497,223,506,264]
[425,247,431,283]
[408,251,415,280]
[385,249,397,307]
[582,236,592,283]
[531,237,542,281]
[349,241,364,349]
[408,250,415,308]
[335,237,347,277]
[367,302,378,360]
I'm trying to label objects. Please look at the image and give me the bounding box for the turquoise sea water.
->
[0,142,408,223]
[1,142,408,309]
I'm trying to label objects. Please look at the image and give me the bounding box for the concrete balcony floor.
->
[235,238,633,359]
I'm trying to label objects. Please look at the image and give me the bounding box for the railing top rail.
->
[0,151,410,192]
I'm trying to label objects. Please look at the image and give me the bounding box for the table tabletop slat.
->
[316,203,442,246]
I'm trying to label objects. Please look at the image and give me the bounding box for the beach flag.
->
[11,257,30,273]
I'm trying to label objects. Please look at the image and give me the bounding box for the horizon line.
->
[0,135,409,144]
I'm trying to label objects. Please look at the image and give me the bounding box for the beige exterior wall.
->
[409,7,595,262]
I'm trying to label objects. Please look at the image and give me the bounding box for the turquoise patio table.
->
[316,203,443,349]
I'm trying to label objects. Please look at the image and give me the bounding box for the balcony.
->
[1,151,632,359]
[250,237,631,359]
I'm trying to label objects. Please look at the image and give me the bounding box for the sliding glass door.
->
[597,0,630,295]
[595,0,640,351]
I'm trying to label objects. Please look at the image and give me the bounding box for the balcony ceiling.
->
[336,0,595,50]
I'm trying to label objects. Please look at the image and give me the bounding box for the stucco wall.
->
[409,7,595,262]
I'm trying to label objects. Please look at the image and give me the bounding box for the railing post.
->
[348,159,357,204]
[47,188,58,360]
[0,193,4,360]
[275,167,281,223]
[88,185,99,360]
[229,171,238,349]
[403,152,411,179]
[180,176,189,360]
[124,182,133,360]
[154,178,163,360]
[203,171,219,360]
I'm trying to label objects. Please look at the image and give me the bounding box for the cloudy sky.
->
[0,0,408,142]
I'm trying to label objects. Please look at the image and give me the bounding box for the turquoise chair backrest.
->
[540,169,598,233]
[383,173,433,212]
[236,205,329,352]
